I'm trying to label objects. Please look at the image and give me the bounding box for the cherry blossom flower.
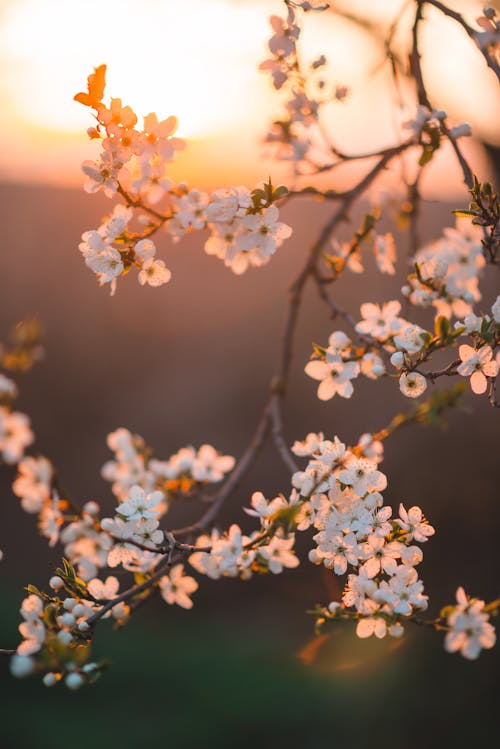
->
[98,204,133,241]
[355,301,404,340]
[131,159,173,203]
[268,14,300,58]
[159,564,198,609]
[305,357,359,400]
[244,491,287,523]
[118,486,163,522]
[239,206,292,257]
[444,587,496,660]
[356,616,388,639]
[309,530,360,574]
[82,153,124,198]
[492,295,500,324]
[17,596,45,656]
[97,97,137,132]
[138,259,172,287]
[374,565,428,615]
[396,504,435,543]
[12,456,53,513]
[0,373,18,400]
[142,113,185,161]
[258,534,300,573]
[338,457,387,497]
[0,408,33,464]
[330,239,364,273]
[190,444,235,482]
[399,372,427,398]
[291,432,325,457]
[360,536,401,578]
[86,248,124,286]
[360,352,385,379]
[393,324,427,354]
[373,233,397,275]
[87,576,120,601]
[342,570,379,615]
[457,344,498,394]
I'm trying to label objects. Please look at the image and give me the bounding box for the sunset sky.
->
[0,0,498,193]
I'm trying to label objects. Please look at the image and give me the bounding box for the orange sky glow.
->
[0,0,498,196]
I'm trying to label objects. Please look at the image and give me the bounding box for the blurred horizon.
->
[0,0,499,194]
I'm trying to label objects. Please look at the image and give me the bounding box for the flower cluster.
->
[305,324,387,401]
[330,232,397,276]
[291,432,433,639]
[306,289,499,402]
[259,3,338,171]
[76,67,291,291]
[444,587,496,660]
[189,510,300,581]
[102,427,235,503]
[101,485,165,571]
[403,219,486,318]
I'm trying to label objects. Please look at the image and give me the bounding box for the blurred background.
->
[0,1,499,747]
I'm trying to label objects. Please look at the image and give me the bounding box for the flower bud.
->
[60,612,76,627]
[10,655,35,679]
[57,630,73,646]
[65,673,84,691]
[391,351,404,368]
[43,672,58,687]
[389,623,404,638]
[83,501,100,515]
[49,576,64,591]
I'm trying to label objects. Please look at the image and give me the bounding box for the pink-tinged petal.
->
[337,380,354,399]
[276,223,292,240]
[374,618,387,639]
[17,639,42,656]
[356,618,375,638]
[407,506,423,523]
[318,378,338,401]
[445,630,465,653]
[455,587,468,607]
[360,303,379,320]
[477,345,493,363]
[355,321,374,335]
[384,301,401,318]
[363,556,380,579]
[462,640,482,660]
[263,205,279,225]
[305,360,330,381]
[457,361,473,377]
[470,371,487,394]
[342,361,360,379]
[483,360,498,377]
[459,344,475,362]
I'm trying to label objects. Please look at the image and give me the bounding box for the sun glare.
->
[0,0,497,189]
[0,0,269,139]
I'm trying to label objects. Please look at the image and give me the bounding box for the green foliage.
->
[250,178,288,212]
[54,558,89,599]
[454,177,499,263]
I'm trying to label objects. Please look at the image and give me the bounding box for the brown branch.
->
[116,183,168,222]
[423,0,500,82]
[411,1,474,188]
